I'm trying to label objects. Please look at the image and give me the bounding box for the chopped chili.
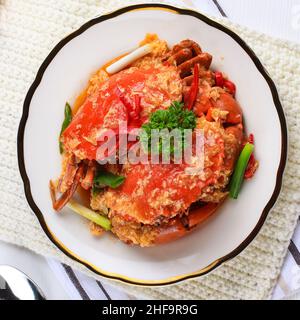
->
[206,107,213,121]
[186,63,199,110]
[223,80,236,96]
[215,71,224,87]
[244,133,258,179]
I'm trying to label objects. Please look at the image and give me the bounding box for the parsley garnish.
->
[140,101,196,156]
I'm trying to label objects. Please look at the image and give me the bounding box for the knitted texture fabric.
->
[0,0,300,300]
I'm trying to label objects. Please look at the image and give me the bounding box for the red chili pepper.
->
[244,154,256,179]
[215,71,224,87]
[248,133,254,144]
[115,87,133,111]
[244,133,257,179]
[97,97,142,160]
[134,95,141,115]
[116,88,142,125]
[206,107,213,122]
[242,133,254,147]
[223,80,236,96]
[129,118,142,128]
[128,95,142,126]
[186,63,199,110]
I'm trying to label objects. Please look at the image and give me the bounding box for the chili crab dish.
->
[50,34,258,247]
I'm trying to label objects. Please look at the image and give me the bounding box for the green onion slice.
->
[67,200,111,231]
[59,102,72,153]
[93,171,125,189]
[229,143,254,199]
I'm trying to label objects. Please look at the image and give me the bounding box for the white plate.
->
[18,4,287,286]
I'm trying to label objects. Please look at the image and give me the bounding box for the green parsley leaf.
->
[140,101,196,156]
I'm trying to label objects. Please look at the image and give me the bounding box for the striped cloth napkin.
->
[47,260,131,300]
[46,221,300,300]
[272,221,300,299]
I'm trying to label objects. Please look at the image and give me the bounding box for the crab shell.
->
[62,64,182,160]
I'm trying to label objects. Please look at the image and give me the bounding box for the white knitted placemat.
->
[0,0,300,300]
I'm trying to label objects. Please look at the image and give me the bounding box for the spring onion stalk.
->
[59,102,72,153]
[106,44,152,74]
[67,200,111,231]
[229,143,254,199]
[93,171,125,189]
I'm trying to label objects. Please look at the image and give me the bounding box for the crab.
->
[51,38,245,246]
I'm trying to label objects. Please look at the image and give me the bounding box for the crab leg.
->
[50,164,84,211]
[165,48,193,65]
[170,39,202,56]
[210,92,242,124]
[81,160,96,190]
[178,53,212,78]
[57,154,78,193]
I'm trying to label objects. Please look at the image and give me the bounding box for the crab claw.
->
[211,92,242,124]
[194,90,242,125]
